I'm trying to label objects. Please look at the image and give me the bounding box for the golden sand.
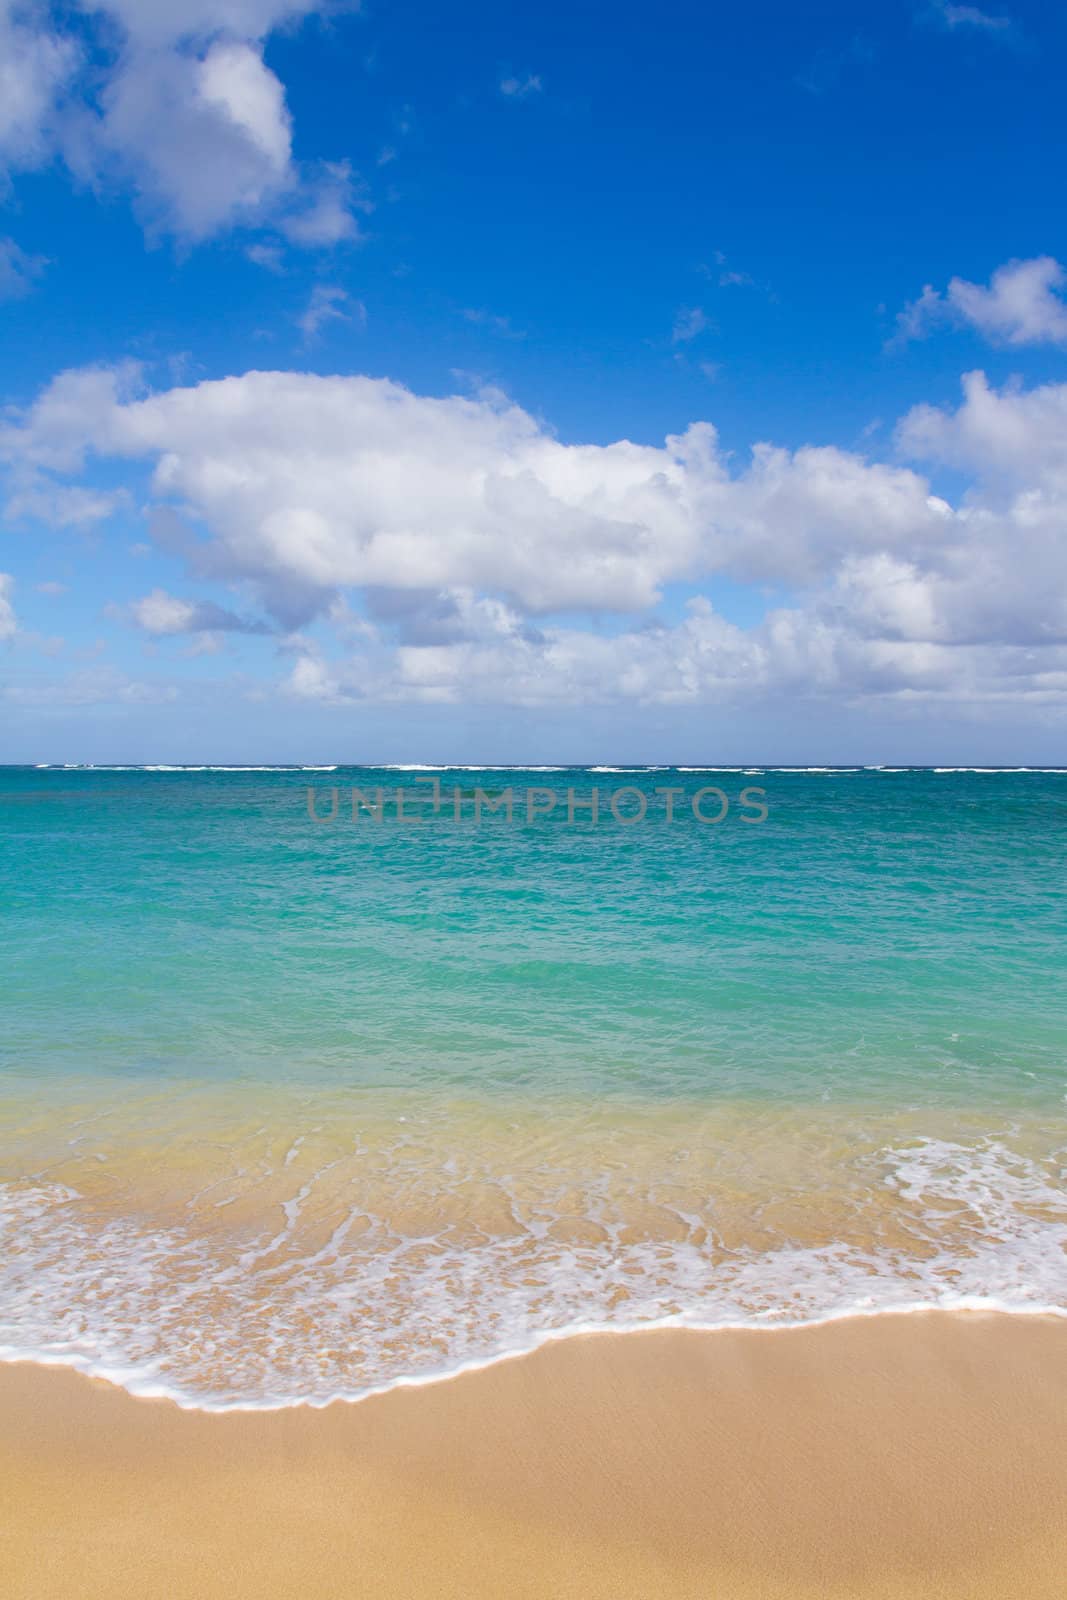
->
[1,1311,1065,1599]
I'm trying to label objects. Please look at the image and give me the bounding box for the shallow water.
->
[2,766,1065,1405]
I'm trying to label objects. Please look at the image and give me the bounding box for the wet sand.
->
[1,1311,1065,1599]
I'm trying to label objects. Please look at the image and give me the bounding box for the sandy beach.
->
[1,1310,1064,1599]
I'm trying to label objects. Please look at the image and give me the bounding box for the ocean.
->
[1,764,1065,1408]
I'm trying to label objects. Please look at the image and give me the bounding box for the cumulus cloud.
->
[281,583,1067,710]
[0,0,79,172]
[892,372,1067,647]
[129,586,272,636]
[0,1,363,244]
[0,365,956,614]
[892,257,1067,348]
[2,362,1066,709]
[86,38,294,240]
[897,368,1067,488]
[285,597,763,707]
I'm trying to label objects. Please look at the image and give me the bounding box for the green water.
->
[4,765,1065,1103]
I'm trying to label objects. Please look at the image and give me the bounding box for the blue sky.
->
[1,0,1066,762]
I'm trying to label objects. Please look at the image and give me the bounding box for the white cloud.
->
[0,1,79,172]
[893,257,1067,348]
[78,2,324,49]
[0,361,145,473]
[948,257,1067,346]
[671,306,708,344]
[4,362,1067,709]
[709,251,756,290]
[0,365,956,615]
[931,3,1012,33]
[0,1,363,244]
[897,368,1067,488]
[4,474,124,526]
[297,283,359,339]
[0,234,47,298]
[279,160,366,247]
[0,572,16,639]
[893,372,1067,646]
[198,38,290,168]
[129,586,271,635]
[130,588,200,634]
[246,240,284,271]
[499,73,542,98]
[281,593,773,708]
[889,283,943,346]
[281,582,1067,710]
[2,663,179,705]
[85,40,293,240]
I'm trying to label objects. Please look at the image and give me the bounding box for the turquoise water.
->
[1,765,1065,1405]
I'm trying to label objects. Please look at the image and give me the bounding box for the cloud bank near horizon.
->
[3,357,1066,722]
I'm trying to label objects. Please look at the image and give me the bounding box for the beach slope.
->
[2,1311,1065,1599]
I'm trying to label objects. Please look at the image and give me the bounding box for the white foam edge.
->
[2,1295,1063,1416]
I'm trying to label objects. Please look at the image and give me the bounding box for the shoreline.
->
[2,1297,1066,1414]
[6,1088,1065,1411]
[2,1309,1065,1598]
